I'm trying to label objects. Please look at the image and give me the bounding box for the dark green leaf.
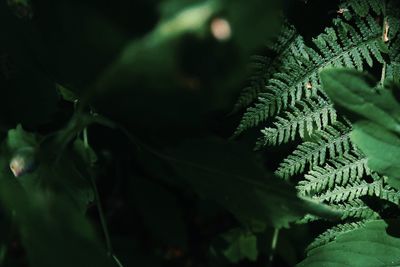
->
[351,121,400,190]
[167,138,340,229]
[0,158,113,267]
[298,220,400,267]
[320,68,400,134]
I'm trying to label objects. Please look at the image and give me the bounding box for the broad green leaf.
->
[4,125,94,211]
[320,68,400,134]
[297,220,400,267]
[0,158,114,267]
[167,138,340,229]
[221,228,258,263]
[351,121,400,190]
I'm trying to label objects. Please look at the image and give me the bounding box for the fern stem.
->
[380,62,387,86]
[380,16,388,85]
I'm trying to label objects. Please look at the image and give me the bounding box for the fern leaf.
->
[387,34,400,82]
[339,0,383,20]
[231,0,400,257]
[255,97,336,148]
[297,152,370,196]
[275,121,352,180]
[307,221,368,251]
[231,23,299,113]
[297,199,378,224]
[234,16,385,137]
[313,180,382,204]
[333,199,379,220]
[379,185,400,205]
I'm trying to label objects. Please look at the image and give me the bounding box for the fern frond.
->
[297,199,379,224]
[339,0,383,20]
[379,185,400,205]
[234,15,385,137]
[255,97,336,148]
[313,180,382,204]
[307,221,368,251]
[333,199,379,220]
[232,0,399,252]
[297,152,370,196]
[387,34,400,82]
[231,23,299,113]
[387,1,400,38]
[275,121,352,180]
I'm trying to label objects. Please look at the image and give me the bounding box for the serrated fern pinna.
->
[232,0,400,250]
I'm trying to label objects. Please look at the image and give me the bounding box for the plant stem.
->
[89,173,113,254]
[113,255,125,267]
[380,0,388,86]
[380,62,387,86]
[269,228,280,264]
[83,127,125,267]
[83,127,89,148]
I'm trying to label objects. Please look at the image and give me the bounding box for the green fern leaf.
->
[306,220,369,251]
[231,0,400,259]
[234,16,385,137]
[297,152,370,196]
[333,199,379,220]
[339,0,383,20]
[378,185,400,205]
[387,34,400,82]
[232,23,299,113]
[313,179,382,203]
[298,199,378,224]
[255,97,336,148]
[275,121,352,180]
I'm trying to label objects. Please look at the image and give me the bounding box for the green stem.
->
[380,0,388,86]
[380,62,387,86]
[269,228,280,264]
[83,127,89,148]
[113,255,125,267]
[83,127,125,267]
